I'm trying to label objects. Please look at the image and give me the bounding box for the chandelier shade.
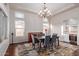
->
[39,3,51,18]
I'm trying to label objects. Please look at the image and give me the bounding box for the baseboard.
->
[60,41,69,43]
[10,41,29,45]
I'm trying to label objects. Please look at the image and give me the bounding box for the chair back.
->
[44,35,51,47]
[31,34,35,44]
[52,34,57,42]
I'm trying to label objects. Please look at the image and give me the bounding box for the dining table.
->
[34,35,59,51]
[35,36,45,50]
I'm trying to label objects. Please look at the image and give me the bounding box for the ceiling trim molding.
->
[9,4,78,18]
[51,4,78,17]
[9,4,37,14]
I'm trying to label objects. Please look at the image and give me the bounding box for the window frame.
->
[15,12,25,37]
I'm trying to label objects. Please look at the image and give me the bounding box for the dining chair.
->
[51,34,57,49]
[31,34,39,49]
[44,35,51,49]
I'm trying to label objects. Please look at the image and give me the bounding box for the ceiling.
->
[9,3,78,16]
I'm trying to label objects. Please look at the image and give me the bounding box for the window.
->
[16,28,24,36]
[15,20,24,28]
[43,18,49,33]
[15,12,24,18]
[61,25,63,35]
[15,12,25,37]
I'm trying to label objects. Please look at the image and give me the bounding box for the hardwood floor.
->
[5,42,28,56]
[5,44,17,56]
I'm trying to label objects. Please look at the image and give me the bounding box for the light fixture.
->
[39,3,51,18]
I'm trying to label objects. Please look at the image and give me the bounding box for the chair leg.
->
[50,43,53,50]
[53,42,56,49]
[32,44,35,49]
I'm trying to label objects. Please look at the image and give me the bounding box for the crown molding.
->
[51,4,78,17]
[9,4,37,15]
[9,3,78,18]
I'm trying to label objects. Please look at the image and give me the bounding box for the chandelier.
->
[39,3,51,18]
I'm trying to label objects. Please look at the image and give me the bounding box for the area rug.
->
[16,42,79,56]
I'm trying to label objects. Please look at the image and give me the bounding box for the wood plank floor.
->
[5,44,17,56]
[5,42,28,56]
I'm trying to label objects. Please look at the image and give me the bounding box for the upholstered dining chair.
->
[31,34,39,49]
[51,34,57,49]
[44,35,51,49]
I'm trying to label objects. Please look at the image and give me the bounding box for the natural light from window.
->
[15,12,25,37]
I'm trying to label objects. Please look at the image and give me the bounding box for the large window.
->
[15,12,25,37]
[43,18,49,34]
[15,12,24,18]
[61,25,64,35]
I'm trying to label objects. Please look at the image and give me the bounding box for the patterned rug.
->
[16,42,79,56]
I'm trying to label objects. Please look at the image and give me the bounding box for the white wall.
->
[9,8,43,44]
[0,3,9,56]
[0,39,9,55]
[50,7,79,43]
